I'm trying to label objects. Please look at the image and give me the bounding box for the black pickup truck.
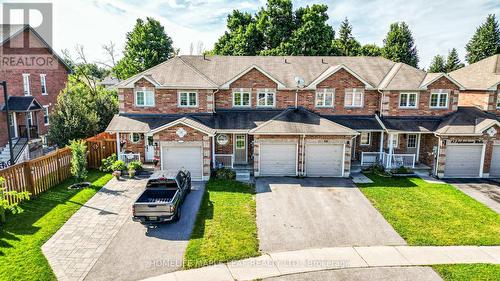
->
[132,170,191,224]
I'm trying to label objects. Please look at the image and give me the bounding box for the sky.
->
[1,0,499,69]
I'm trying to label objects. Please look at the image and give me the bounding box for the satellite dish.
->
[294,76,305,88]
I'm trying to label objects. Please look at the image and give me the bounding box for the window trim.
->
[43,105,50,126]
[178,91,199,108]
[399,92,418,109]
[407,134,417,148]
[387,133,399,148]
[496,91,500,109]
[315,88,335,108]
[235,135,246,149]
[23,73,31,96]
[344,88,364,108]
[129,133,141,143]
[360,132,371,146]
[40,74,48,95]
[232,89,252,107]
[429,89,449,109]
[256,89,276,107]
[134,88,155,107]
[27,112,33,126]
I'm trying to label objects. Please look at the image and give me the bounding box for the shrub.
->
[111,160,126,171]
[0,177,31,223]
[100,153,117,172]
[367,163,385,174]
[214,168,236,180]
[127,161,143,171]
[69,139,88,183]
[392,166,412,174]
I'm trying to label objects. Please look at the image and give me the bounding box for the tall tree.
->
[444,48,464,72]
[113,18,176,79]
[332,18,361,56]
[381,22,419,67]
[256,0,294,51]
[465,14,500,64]
[212,11,263,55]
[359,44,382,56]
[428,55,446,72]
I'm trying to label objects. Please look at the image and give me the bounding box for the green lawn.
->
[358,174,500,246]
[433,264,500,281]
[184,179,258,269]
[0,171,113,281]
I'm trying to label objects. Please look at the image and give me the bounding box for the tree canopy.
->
[332,18,361,56]
[428,55,445,73]
[465,14,500,64]
[381,22,419,67]
[444,48,464,72]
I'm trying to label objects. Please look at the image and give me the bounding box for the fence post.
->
[55,149,62,183]
[24,161,35,196]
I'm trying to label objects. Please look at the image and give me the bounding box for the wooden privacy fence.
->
[0,136,116,204]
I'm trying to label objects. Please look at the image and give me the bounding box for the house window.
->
[40,74,47,95]
[235,135,245,149]
[407,134,417,148]
[129,133,141,143]
[135,89,155,107]
[27,112,33,126]
[360,132,371,146]
[43,106,50,125]
[388,134,399,148]
[233,89,251,107]
[344,88,364,107]
[23,74,30,96]
[430,89,449,108]
[399,92,418,108]
[497,91,500,108]
[315,88,335,107]
[178,91,198,107]
[257,89,275,107]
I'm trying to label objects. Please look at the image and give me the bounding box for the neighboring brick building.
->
[106,55,500,180]
[0,25,70,167]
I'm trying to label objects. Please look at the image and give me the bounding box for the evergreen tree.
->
[381,22,419,67]
[444,48,464,72]
[428,55,446,72]
[465,14,500,64]
[359,44,382,56]
[332,18,361,56]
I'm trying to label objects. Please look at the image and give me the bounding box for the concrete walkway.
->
[143,246,500,281]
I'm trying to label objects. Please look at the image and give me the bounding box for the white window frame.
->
[178,91,198,107]
[315,88,335,108]
[360,132,371,146]
[257,89,275,107]
[43,105,50,125]
[129,133,141,143]
[430,89,449,109]
[233,89,251,107]
[27,112,33,126]
[134,88,155,107]
[40,74,48,95]
[388,133,399,148]
[23,73,31,96]
[496,91,500,109]
[399,92,418,108]
[344,88,364,108]
[407,134,417,148]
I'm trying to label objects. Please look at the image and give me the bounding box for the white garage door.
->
[490,145,500,178]
[444,144,482,178]
[260,143,297,176]
[305,144,344,177]
[162,145,202,180]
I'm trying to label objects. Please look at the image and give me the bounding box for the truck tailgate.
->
[133,203,172,217]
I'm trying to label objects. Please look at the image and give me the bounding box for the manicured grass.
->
[433,264,500,281]
[184,179,258,269]
[0,171,113,281]
[358,174,500,245]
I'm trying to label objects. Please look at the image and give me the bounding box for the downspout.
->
[377,89,384,117]
[212,88,220,113]
[295,88,299,108]
[434,134,441,177]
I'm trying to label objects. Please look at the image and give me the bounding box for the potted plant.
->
[111,160,126,179]
[127,161,143,179]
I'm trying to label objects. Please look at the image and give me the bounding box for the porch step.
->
[236,170,251,182]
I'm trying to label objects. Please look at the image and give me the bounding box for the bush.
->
[111,160,126,171]
[0,177,31,223]
[214,168,236,180]
[392,166,412,174]
[100,153,117,172]
[69,139,88,182]
[367,163,385,174]
[127,161,143,171]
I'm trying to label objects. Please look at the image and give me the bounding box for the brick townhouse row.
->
[105,54,500,180]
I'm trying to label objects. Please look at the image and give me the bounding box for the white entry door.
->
[444,144,483,178]
[145,136,155,162]
[305,144,344,177]
[162,145,203,180]
[259,143,297,176]
[490,145,500,178]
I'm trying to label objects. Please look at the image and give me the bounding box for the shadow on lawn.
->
[358,174,420,188]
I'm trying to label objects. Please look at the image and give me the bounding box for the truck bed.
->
[135,189,177,204]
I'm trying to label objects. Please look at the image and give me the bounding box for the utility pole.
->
[1,81,15,165]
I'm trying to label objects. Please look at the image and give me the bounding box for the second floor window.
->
[43,106,50,125]
[178,91,198,107]
[315,88,334,107]
[344,88,364,108]
[430,89,449,108]
[23,74,30,96]
[257,89,275,107]
[135,89,155,107]
[233,89,251,107]
[400,92,418,108]
[40,74,47,95]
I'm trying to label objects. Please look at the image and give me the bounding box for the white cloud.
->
[1,0,498,68]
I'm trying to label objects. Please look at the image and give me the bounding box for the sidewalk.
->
[143,245,500,281]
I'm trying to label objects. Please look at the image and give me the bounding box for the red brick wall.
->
[419,134,438,167]
[458,90,490,110]
[352,132,381,160]
[215,133,233,154]
[119,133,146,163]
[487,86,500,115]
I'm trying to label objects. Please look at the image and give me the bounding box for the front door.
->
[234,134,247,164]
[145,136,155,162]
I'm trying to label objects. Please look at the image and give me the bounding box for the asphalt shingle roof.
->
[449,55,500,90]
[1,96,43,112]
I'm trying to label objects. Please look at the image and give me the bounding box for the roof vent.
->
[284,58,289,64]
[321,58,327,64]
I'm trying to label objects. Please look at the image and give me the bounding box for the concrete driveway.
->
[256,178,406,252]
[84,181,205,281]
[445,179,500,213]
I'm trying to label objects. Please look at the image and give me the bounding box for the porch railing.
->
[214,154,233,169]
[360,152,385,166]
[120,153,140,165]
[361,152,415,168]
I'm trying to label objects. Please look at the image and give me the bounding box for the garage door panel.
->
[490,145,500,178]
[305,144,343,177]
[162,146,202,180]
[444,145,482,178]
[260,143,296,176]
